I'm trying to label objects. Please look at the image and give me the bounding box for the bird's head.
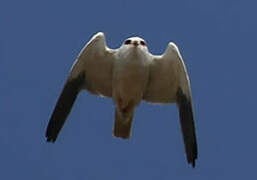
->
[122,37,148,52]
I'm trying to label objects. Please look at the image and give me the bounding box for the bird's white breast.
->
[112,48,151,105]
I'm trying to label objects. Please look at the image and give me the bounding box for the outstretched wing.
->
[143,43,198,167]
[46,32,116,142]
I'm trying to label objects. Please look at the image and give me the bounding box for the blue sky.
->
[1,0,257,179]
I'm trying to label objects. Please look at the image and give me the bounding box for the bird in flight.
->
[45,32,198,167]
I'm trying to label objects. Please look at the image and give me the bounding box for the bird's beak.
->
[132,41,139,46]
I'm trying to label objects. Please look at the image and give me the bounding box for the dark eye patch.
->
[140,41,146,46]
[124,39,132,45]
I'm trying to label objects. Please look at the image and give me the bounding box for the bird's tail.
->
[113,108,134,139]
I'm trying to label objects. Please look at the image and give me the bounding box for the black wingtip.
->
[46,136,56,143]
[45,73,85,143]
[176,88,198,169]
[45,122,58,143]
[188,142,197,168]
[191,160,196,168]
[45,130,57,143]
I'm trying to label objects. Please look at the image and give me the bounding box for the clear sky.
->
[1,0,257,179]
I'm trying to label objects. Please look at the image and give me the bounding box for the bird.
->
[45,32,198,167]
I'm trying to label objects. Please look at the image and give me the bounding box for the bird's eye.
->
[124,40,131,45]
[140,41,146,46]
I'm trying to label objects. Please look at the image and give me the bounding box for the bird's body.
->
[46,32,198,167]
[113,42,150,106]
[112,38,151,138]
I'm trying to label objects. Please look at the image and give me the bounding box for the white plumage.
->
[46,32,198,167]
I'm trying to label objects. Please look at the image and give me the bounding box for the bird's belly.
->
[113,66,149,106]
[118,75,144,97]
